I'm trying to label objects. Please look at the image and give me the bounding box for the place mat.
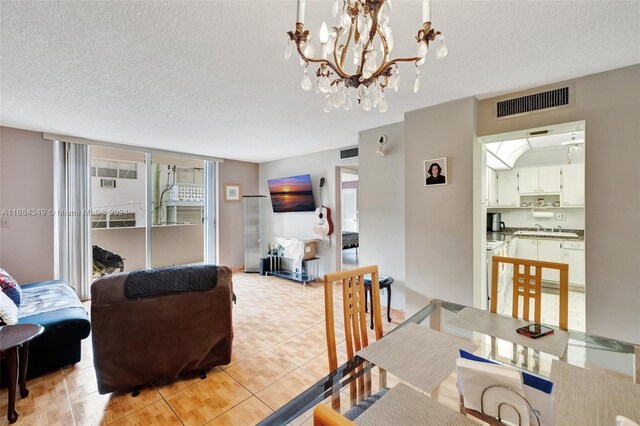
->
[354,382,477,426]
[356,322,477,393]
[446,307,569,357]
[551,360,640,425]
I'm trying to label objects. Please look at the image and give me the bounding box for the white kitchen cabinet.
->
[518,168,539,194]
[487,168,498,206]
[563,240,585,286]
[538,239,564,281]
[518,166,562,194]
[497,169,519,206]
[515,238,573,283]
[562,164,585,206]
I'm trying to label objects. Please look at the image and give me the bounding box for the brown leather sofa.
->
[90,266,233,394]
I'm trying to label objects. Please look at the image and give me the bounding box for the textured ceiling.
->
[1,1,639,163]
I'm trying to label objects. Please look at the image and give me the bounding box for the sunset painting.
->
[268,174,316,213]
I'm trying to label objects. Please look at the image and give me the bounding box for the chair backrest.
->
[324,265,384,409]
[313,404,355,426]
[490,255,569,330]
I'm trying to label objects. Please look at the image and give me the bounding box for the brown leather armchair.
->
[90,266,234,394]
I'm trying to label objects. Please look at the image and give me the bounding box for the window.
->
[91,159,137,179]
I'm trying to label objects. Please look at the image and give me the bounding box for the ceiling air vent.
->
[340,147,358,160]
[494,85,573,120]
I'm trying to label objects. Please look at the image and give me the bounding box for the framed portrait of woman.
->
[424,158,447,187]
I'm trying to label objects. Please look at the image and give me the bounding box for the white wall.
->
[259,149,357,277]
[358,123,406,310]
[91,160,146,226]
[404,98,478,316]
[0,127,54,283]
[478,65,640,343]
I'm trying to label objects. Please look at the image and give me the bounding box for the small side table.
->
[0,323,44,424]
[363,276,394,329]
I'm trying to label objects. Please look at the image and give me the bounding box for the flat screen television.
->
[268,174,316,213]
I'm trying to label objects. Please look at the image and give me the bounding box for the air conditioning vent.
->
[100,178,116,188]
[340,147,358,160]
[495,86,572,119]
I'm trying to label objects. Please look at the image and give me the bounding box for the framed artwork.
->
[224,184,241,202]
[424,158,447,187]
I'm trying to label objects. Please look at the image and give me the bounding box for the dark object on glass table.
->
[364,275,394,329]
[516,323,555,339]
[92,245,124,277]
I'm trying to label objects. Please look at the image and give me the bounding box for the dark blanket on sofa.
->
[124,265,218,298]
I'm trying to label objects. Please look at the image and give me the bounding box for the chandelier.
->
[286,0,448,113]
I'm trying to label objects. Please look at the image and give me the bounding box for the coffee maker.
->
[487,213,505,232]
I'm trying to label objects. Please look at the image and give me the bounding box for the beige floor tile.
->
[0,378,72,426]
[255,369,319,411]
[63,363,100,401]
[109,400,182,426]
[70,385,161,425]
[153,367,220,398]
[205,396,272,426]
[268,332,327,367]
[165,370,251,426]
[224,351,298,394]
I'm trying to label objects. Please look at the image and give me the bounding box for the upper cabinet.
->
[562,164,585,206]
[497,169,519,206]
[487,168,498,206]
[518,166,562,194]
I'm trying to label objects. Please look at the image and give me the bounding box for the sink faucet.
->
[556,225,563,232]
[534,224,544,231]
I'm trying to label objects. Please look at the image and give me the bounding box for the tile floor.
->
[0,273,403,426]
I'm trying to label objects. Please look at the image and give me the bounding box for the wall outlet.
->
[556,213,566,221]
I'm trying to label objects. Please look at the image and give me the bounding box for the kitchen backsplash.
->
[487,207,585,230]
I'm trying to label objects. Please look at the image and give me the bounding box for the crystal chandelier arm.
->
[338,20,355,71]
[296,42,349,79]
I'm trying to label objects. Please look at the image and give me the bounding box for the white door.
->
[538,166,562,193]
[487,168,498,206]
[518,168,538,194]
[342,188,358,233]
[562,164,585,206]
[538,239,564,282]
[497,169,519,206]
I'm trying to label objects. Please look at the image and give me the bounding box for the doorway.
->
[340,169,359,270]
[478,121,586,331]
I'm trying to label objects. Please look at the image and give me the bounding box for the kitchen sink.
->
[514,230,579,238]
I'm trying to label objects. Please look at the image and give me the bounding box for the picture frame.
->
[224,183,241,202]
[424,157,448,187]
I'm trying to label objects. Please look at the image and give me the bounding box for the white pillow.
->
[0,290,18,325]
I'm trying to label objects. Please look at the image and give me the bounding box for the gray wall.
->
[259,149,357,277]
[218,159,259,268]
[404,98,478,316]
[0,127,55,283]
[359,123,406,310]
[477,65,640,343]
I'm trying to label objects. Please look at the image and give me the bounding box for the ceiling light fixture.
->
[561,133,585,145]
[286,0,447,113]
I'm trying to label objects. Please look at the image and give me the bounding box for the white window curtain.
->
[53,141,92,301]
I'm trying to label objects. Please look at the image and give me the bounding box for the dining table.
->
[257,299,640,426]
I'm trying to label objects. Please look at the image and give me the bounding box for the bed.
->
[342,232,359,250]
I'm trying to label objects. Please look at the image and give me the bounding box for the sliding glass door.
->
[90,147,217,279]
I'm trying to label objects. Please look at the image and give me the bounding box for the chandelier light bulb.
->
[319,22,329,44]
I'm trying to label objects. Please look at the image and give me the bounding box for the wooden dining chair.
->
[490,255,569,330]
[324,265,385,412]
[313,404,356,426]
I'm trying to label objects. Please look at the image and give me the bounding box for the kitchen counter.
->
[487,228,584,251]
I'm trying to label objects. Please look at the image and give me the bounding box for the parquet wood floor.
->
[0,273,407,425]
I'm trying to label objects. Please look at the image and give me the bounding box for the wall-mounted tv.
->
[268,174,316,213]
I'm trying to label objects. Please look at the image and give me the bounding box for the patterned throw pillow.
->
[0,267,22,306]
[0,289,18,325]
